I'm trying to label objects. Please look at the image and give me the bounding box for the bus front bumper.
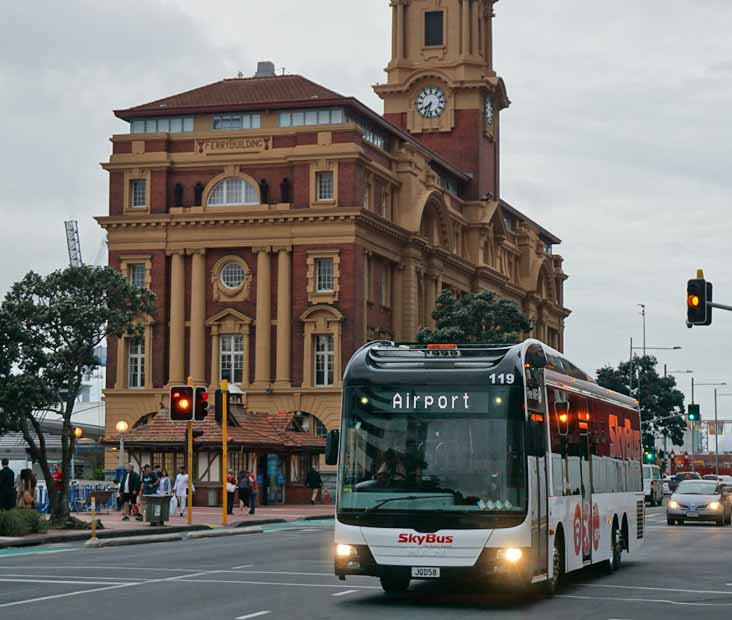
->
[334,545,532,583]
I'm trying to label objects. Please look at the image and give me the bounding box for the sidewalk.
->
[0,503,334,549]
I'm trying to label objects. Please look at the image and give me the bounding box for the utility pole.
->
[638,304,646,357]
[715,388,719,476]
[691,376,695,471]
[221,379,229,527]
[187,375,193,526]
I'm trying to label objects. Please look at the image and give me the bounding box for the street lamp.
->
[693,382,728,475]
[115,420,129,472]
[628,340,681,391]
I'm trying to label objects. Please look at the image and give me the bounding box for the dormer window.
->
[212,113,261,130]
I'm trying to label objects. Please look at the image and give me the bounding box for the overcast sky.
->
[1,1,731,428]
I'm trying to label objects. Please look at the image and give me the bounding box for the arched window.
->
[207,177,259,206]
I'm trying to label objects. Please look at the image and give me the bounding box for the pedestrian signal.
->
[194,387,209,421]
[170,386,194,421]
[215,389,230,425]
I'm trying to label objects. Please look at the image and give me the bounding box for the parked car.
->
[662,476,673,495]
[668,471,702,493]
[643,464,663,506]
[667,479,732,526]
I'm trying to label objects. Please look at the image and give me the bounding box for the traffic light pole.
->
[221,379,229,527]
[691,377,695,472]
[187,375,194,526]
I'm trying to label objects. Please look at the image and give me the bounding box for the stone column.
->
[254,247,272,386]
[391,263,403,340]
[168,251,185,384]
[402,249,419,340]
[275,246,292,388]
[396,1,406,61]
[462,0,471,56]
[114,336,126,389]
[189,249,207,384]
[210,325,220,388]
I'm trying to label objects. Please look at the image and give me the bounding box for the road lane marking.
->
[14,565,200,572]
[0,573,139,582]
[222,570,332,576]
[560,594,732,607]
[235,612,271,619]
[176,578,379,590]
[0,548,78,559]
[232,564,254,569]
[0,578,134,586]
[332,590,359,597]
[0,581,140,609]
[580,583,732,595]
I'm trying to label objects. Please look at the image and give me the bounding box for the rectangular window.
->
[314,335,335,387]
[211,113,261,131]
[131,180,146,208]
[129,264,146,289]
[128,337,145,389]
[170,117,183,133]
[220,334,244,384]
[145,119,157,132]
[129,117,193,134]
[318,110,330,124]
[425,11,444,47]
[292,111,305,126]
[278,108,345,128]
[279,112,292,127]
[315,258,334,292]
[316,171,334,201]
[157,118,170,132]
[131,119,145,134]
[305,110,318,125]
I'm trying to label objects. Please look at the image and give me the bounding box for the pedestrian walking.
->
[17,469,37,509]
[0,459,15,511]
[226,471,236,515]
[118,463,140,521]
[139,464,159,520]
[237,470,251,514]
[158,469,171,496]
[306,466,323,505]
[51,463,63,495]
[173,466,191,517]
[248,471,258,515]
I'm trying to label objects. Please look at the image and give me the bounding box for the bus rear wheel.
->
[380,575,410,594]
[606,524,623,573]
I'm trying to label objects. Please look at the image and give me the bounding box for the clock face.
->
[485,96,495,127]
[416,87,446,118]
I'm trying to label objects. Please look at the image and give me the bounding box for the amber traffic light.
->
[170,386,194,421]
[687,271,712,326]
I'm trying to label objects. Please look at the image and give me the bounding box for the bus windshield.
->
[338,385,527,517]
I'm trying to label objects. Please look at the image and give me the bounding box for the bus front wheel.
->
[380,575,410,594]
[544,535,564,596]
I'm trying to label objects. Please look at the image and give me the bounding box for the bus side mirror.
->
[525,345,547,369]
[325,430,340,466]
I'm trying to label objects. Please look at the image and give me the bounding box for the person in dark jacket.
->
[306,467,322,505]
[0,459,15,511]
[118,463,141,521]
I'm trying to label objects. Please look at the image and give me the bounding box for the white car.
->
[662,476,673,495]
[643,464,663,506]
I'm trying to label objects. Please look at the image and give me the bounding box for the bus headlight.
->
[708,501,721,511]
[336,544,357,558]
[498,548,523,563]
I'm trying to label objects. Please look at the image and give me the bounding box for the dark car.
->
[669,471,702,493]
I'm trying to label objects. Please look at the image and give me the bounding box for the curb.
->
[232,518,287,528]
[85,533,184,548]
[0,524,211,550]
[185,526,263,540]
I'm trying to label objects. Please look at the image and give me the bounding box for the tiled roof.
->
[115,75,344,119]
[103,408,325,451]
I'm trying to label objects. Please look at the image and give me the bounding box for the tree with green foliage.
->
[596,355,686,451]
[0,266,155,525]
[417,289,532,345]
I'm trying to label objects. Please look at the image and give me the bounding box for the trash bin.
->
[143,494,172,526]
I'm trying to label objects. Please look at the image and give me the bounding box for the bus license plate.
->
[412,567,440,578]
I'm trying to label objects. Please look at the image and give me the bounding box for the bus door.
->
[526,364,549,575]
[576,395,593,563]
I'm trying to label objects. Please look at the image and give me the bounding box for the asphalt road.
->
[1,507,732,620]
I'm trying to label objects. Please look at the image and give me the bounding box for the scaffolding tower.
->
[64,220,83,267]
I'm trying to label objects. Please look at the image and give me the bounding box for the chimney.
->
[254,61,276,78]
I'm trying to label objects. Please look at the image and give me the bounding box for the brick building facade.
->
[98,0,570,494]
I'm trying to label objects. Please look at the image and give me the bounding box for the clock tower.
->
[374,0,509,201]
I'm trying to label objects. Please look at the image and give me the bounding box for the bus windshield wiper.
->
[358,494,454,518]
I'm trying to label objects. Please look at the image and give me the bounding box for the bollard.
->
[90,496,97,541]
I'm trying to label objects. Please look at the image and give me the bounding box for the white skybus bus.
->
[327,340,644,594]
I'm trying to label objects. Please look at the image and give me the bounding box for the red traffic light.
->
[194,386,210,421]
[170,386,195,421]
